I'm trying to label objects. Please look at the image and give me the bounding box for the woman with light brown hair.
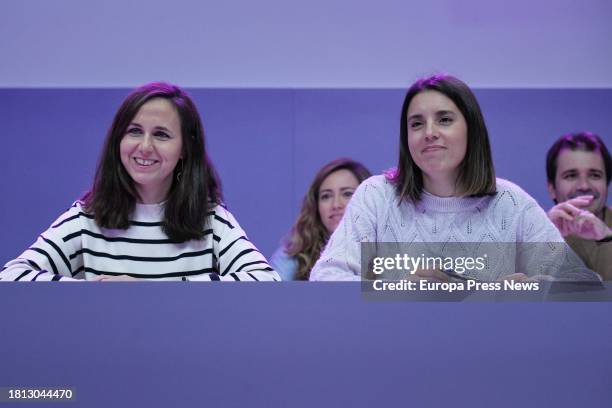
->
[270,158,371,280]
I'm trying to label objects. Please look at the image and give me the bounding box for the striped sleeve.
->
[188,206,280,281]
[1,203,84,282]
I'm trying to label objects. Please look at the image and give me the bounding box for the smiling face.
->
[119,98,183,204]
[548,148,608,216]
[406,90,468,195]
[317,169,360,234]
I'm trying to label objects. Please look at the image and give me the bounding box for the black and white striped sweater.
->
[1,201,280,281]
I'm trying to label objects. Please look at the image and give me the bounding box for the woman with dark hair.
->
[1,82,279,281]
[270,158,371,280]
[310,74,598,282]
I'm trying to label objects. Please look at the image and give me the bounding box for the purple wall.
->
[1,0,611,88]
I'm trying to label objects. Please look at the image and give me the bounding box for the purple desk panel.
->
[0,283,610,407]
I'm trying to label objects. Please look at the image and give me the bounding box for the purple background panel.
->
[478,89,612,188]
[191,89,295,258]
[0,283,610,407]
[292,89,403,211]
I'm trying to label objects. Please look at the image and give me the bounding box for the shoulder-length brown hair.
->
[285,158,371,280]
[82,82,222,242]
[389,74,496,202]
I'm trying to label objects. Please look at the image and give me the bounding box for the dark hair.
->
[83,82,223,242]
[546,131,611,186]
[285,158,372,280]
[388,74,496,202]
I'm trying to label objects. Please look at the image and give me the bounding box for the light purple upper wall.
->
[1,0,611,88]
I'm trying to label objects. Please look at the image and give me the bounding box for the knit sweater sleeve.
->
[1,203,84,281]
[516,197,601,282]
[187,206,280,282]
[310,176,385,281]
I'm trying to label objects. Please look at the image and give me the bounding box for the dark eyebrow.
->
[407,110,457,121]
[320,187,355,194]
[128,123,173,134]
[560,169,578,176]
[588,169,604,174]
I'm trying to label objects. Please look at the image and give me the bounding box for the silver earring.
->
[176,160,183,182]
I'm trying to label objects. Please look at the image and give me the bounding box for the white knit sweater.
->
[310,175,598,282]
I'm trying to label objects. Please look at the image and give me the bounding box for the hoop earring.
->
[176,160,183,182]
